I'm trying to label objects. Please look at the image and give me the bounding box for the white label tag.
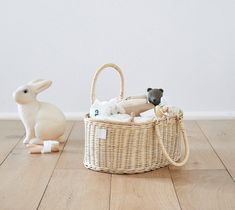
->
[96,128,107,140]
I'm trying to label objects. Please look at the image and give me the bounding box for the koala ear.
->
[159,89,164,93]
[147,88,152,92]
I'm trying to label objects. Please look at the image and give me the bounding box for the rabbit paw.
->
[23,137,31,144]
[29,138,44,145]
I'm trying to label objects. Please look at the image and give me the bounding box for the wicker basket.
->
[84,63,189,174]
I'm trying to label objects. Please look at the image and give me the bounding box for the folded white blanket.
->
[91,105,182,123]
[90,98,125,118]
[93,113,154,123]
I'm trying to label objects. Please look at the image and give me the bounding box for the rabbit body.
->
[13,80,66,144]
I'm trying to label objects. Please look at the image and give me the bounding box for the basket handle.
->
[155,120,190,167]
[91,63,124,104]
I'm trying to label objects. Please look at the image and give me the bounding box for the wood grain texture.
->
[56,122,85,169]
[39,122,111,210]
[1,120,235,210]
[171,169,235,210]
[197,120,235,180]
[0,122,74,210]
[110,168,181,210]
[0,120,24,165]
[38,169,111,210]
[170,121,224,170]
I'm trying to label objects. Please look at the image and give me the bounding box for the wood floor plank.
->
[170,121,224,170]
[0,120,24,165]
[197,120,235,180]
[110,168,181,210]
[1,119,235,210]
[171,169,235,210]
[56,121,85,169]
[38,169,111,210]
[39,122,111,210]
[0,122,74,210]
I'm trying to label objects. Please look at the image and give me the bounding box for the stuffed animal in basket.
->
[118,88,164,116]
[118,95,154,116]
[90,87,165,118]
[147,88,164,106]
[90,98,125,118]
[90,88,165,118]
[13,79,66,145]
[90,96,154,118]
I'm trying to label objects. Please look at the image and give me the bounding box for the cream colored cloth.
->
[41,140,59,153]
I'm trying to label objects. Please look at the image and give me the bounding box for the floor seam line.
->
[36,122,75,210]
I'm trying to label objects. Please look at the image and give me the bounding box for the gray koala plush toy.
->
[147,88,164,106]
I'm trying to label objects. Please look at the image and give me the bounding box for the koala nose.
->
[153,99,160,105]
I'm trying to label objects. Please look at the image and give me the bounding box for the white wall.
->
[0,0,235,119]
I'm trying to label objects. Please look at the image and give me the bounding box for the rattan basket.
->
[84,63,189,174]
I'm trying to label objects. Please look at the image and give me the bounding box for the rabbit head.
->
[13,79,52,104]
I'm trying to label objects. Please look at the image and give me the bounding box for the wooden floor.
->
[0,120,235,210]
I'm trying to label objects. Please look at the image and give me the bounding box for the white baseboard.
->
[0,112,20,120]
[64,112,86,120]
[0,112,86,121]
[0,112,235,120]
[183,111,235,120]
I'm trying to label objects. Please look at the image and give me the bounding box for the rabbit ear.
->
[31,80,52,94]
[28,79,45,85]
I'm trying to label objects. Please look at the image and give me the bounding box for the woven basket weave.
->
[84,63,189,174]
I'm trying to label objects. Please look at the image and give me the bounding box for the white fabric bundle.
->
[93,113,154,123]
[41,140,59,153]
[90,98,125,118]
[89,97,180,123]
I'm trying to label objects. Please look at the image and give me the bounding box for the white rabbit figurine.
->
[13,79,66,145]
